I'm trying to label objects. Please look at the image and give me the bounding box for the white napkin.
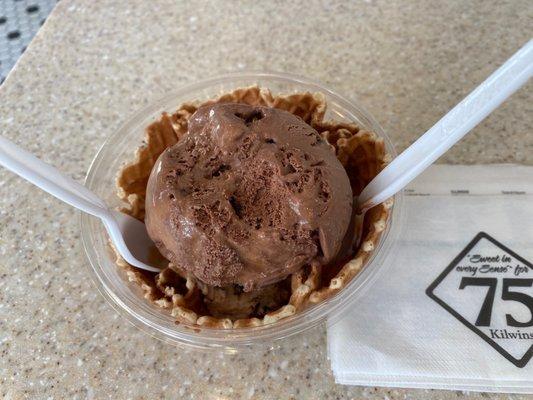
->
[328,164,533,393]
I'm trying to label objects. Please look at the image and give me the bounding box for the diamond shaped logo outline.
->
[426,231,533,368]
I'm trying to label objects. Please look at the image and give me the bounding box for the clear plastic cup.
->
[81,72,404,351]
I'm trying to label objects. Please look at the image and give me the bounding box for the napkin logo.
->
[426,232,533,368]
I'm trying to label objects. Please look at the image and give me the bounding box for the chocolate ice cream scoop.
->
[145,103,353,291]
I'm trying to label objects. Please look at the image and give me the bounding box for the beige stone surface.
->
[0,0,531,398]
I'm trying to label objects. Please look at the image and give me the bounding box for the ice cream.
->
[145,103,353,292]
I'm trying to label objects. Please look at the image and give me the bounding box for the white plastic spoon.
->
[355,39,533,244]
[0,136,160,272]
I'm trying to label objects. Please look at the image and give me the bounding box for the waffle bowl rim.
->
[80,71,405,350]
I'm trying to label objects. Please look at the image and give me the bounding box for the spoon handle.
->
[358,39,533,210]
[0,135,108,218]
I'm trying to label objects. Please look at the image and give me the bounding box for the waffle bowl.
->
[114,85,391,329]
[81,72,403,349]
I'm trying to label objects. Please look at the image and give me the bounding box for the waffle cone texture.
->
[114,86,392,329]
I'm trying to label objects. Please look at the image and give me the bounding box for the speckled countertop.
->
[0,1,532,399]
